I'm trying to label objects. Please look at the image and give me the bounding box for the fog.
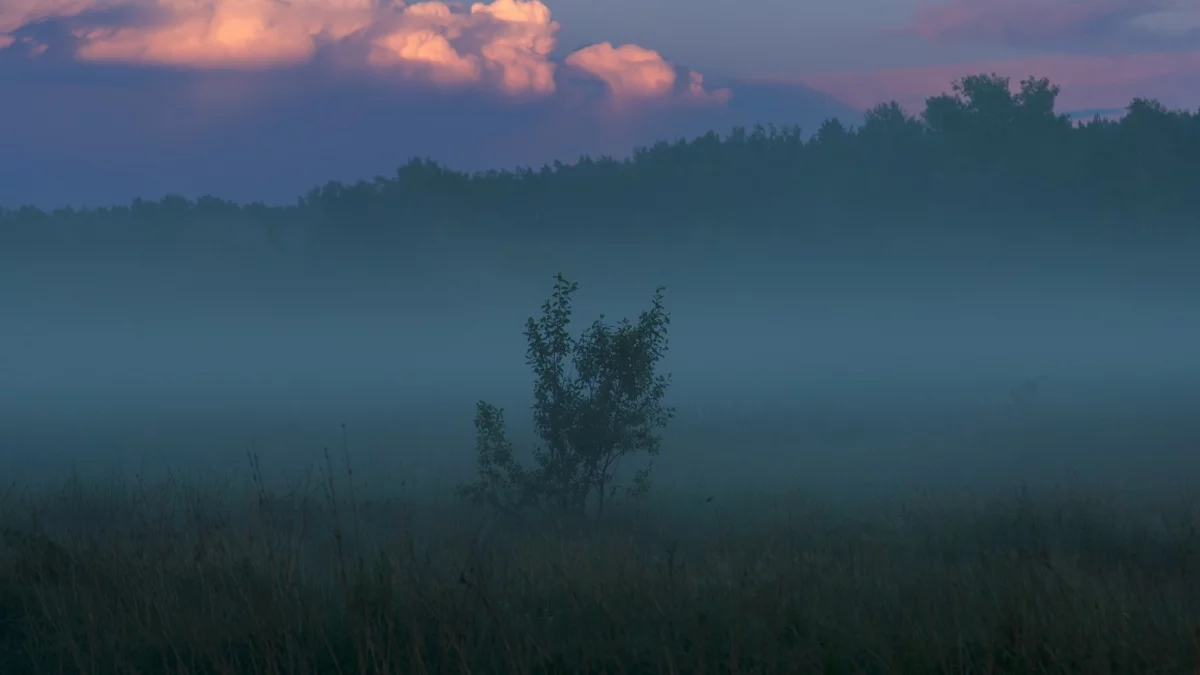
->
[4,223,1200,499]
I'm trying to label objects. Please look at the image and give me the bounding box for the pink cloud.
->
[565,43,676,100]
[794,50,1200,114]
[565,42,731,105]
[74,0,377,68]
[470,0,558,94]
[369,3,504,88]
[368,0,559,95]
[0,0,727,106]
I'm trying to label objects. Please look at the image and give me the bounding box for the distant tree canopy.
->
[3,73,1198,255]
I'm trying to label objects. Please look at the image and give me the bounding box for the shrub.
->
[457,274,673,521]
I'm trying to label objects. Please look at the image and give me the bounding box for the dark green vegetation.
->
[2,73,1199,257]
[459,275,672,522]
[3,473,1200,674]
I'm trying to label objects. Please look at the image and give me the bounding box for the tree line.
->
[3,72,1198,256]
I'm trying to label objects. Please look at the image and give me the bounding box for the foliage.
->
[457,274,673,520]
[6,474,1200,675]
[4,72,1200,257]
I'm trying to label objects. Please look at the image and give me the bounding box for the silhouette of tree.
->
[458,275,673,521]
[3,71,1198,257]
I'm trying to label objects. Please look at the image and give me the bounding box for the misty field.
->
[1,458,1199,675]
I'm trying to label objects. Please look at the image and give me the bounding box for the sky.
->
[2,0,1199,207]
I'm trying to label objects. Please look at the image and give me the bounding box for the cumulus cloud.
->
[0,0,727,104]
[368,0,558,95]
[910,0,1184,48]
[469,0,557,94]
[74,0,378,68]
[565,42,731,104]
[566,43,675,100]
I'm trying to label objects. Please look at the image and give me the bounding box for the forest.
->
[2,73,1198,259]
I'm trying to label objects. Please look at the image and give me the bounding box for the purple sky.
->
[2,0,1198,207]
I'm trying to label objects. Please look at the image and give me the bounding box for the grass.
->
[2,449,1200,675]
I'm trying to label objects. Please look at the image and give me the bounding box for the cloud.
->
[1,0,97,35]
[687,72,732,104]
[0,34,50,55]
[0,0,738,207]
[73,0,377,68]
[565,42,731,105]
[0,0,726,103]
[1132,5,1200,36]
[566,43,674,100]
[368,0,558,95]
[795,50,1200,113]
[469,0,556,94]
[909,0,1189,48]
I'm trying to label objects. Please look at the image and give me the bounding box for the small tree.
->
[457,274,674,521]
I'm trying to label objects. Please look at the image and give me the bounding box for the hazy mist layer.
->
[4,224,1199,496]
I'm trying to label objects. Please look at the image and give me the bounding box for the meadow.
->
[5,69,1200,674]
[3,449,1199,675]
